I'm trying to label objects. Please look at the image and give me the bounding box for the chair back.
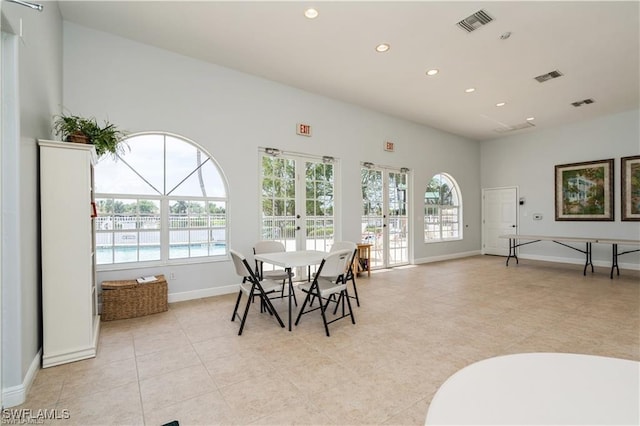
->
[330,241,356,253]
[230,249,258,282]
[253,240,286,255]
[330,242,357,278]
[317,249,352,280]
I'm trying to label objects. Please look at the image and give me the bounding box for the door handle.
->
[512,225,516,227]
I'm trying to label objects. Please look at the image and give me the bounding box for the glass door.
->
[260,151,337,275]
[260,154,297,250]
[361,165,409,268]
[387,170,409,266]
[361,168,384,268]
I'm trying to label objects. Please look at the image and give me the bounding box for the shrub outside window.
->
[424,173,462,242]
[94,132,228,267]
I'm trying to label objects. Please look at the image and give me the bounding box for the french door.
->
[361,165,410,269]
[260,150,337,263]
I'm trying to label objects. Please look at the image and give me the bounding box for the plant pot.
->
[67,132,89,144]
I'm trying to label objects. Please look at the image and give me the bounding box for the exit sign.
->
[384,141,395,152]
[296,123,312,137]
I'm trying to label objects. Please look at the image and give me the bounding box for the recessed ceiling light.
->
[500,31,512,40]
[496,102,506,107]
[526,117,535,121]
[426,69,439,76]
[304,8,319,19]
[465,87,476,93]
[375,43,390,53]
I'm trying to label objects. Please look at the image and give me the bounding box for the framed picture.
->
[555,159,614,221]
[621,155,640,221]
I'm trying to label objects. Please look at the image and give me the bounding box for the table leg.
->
[506,238,518,266]
[287,268,292,331]
[610,244,619,279]
[583,242,594,276]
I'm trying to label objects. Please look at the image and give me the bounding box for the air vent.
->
[494,122,536,133]
[534,70,563,83]
[457,10,493,32]
[571,98,595,107]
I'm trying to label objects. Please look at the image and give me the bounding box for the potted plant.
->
[53,113,127,158]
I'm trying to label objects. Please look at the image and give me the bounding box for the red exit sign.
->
[296,123,312,137]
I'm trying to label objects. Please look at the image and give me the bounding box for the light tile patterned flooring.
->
[20,256,640,425]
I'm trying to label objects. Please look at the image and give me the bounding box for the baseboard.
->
[42,346,97,369]
[518,253,640,272]
[414,250,481,265]
[2,349,41,408]
[168,283,238,303]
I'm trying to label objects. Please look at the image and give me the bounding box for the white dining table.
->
[253,250,327,331]
[425,352,640,425]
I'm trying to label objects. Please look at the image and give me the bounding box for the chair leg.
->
[261,296,275,316]
[256,287,285,328]
[350,276,360,307]
[231,290,243,322]
[318,289,331,337]
[344,289,356,325]
[290,281,298,307]
[294,290,313,326]
[332,293,343,315]
[237,292,253,335]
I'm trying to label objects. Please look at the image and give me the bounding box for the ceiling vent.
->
[457,10,493,32]
[571,98,595,107]
[534,70,563,83]
[494,121,536,133]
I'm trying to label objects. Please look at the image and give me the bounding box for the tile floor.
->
[18,256,640,425]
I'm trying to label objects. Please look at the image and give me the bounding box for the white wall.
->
[481,109,640,269]
[62,22,482,299]
[1,0,63,407]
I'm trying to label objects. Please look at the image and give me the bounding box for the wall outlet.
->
[169,272,176,280]
[533,213,543,220]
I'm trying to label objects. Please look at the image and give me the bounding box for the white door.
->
[482,187,518,256]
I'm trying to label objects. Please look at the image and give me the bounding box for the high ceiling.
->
[57,1,639,141]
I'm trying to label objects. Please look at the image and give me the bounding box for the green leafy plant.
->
[53,113,127,158]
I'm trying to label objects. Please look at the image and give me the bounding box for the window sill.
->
[424,237,463,244]
[96,254,228,272]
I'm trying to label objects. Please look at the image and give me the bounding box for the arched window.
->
[424,173,462,242]
[94,132,228,267]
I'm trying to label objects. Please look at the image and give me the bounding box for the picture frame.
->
[555,158,614,221]
[621,155,640,221]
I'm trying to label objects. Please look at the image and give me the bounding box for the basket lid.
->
[102,280,137,290]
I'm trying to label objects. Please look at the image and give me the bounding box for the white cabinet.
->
[39,140,100,368]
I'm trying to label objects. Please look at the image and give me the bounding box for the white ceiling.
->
[57,1,640,141]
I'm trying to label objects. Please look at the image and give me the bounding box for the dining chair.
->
[253,240,297,306]
[229,249,285,335]
[294,249,356,336]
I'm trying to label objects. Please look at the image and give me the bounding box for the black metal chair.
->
[295,249,356,336]
[229,249,285,335]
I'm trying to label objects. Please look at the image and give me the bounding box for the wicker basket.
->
[101,275,168,321]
